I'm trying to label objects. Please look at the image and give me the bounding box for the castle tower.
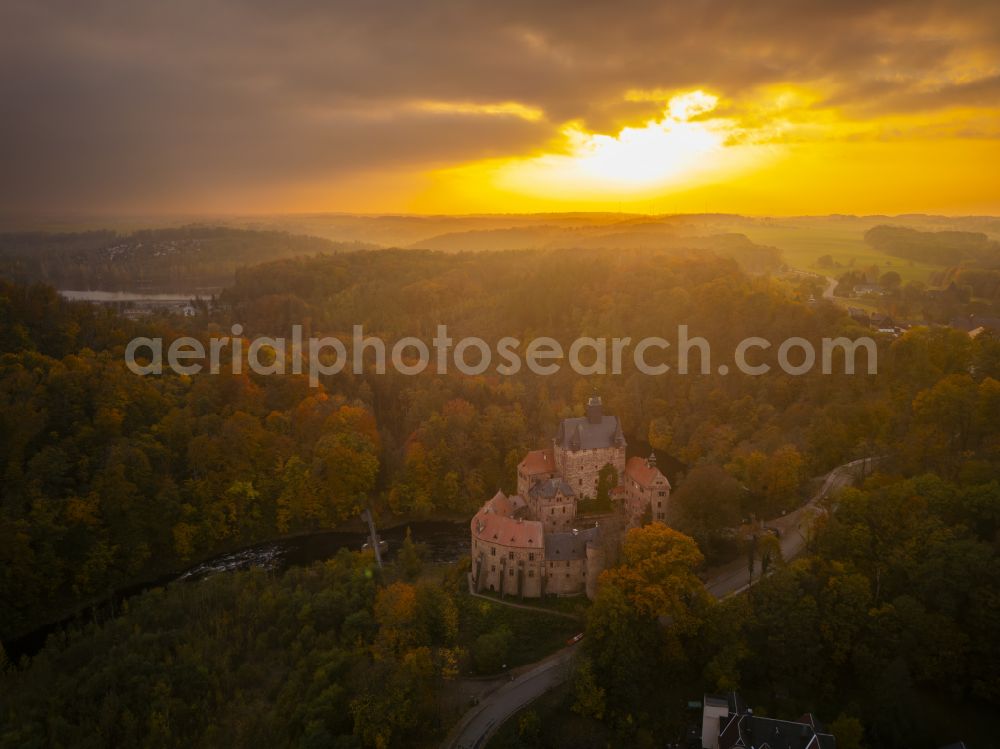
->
[552,397,626,499]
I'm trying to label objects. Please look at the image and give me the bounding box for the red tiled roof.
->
[518,448,555,476]
[485,489,525,517]
[625,456,670,489]
[471,501,543,548]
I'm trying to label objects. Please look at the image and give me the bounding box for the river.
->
[5,520,469,662]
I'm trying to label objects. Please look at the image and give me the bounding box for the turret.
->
[586,395,603,424]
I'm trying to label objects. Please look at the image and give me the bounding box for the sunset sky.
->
[2,0,1000,216]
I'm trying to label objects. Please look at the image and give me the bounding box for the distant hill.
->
[409,223,782,273]
[865,224,1000,266]
[0,227,370,292]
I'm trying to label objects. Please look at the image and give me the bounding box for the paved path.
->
[703,456,872,598]
[443,645,578,749]
[442,457,873,749]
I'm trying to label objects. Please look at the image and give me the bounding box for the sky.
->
[2,0,1000,217]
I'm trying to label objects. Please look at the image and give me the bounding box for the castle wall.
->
[529,495,577,532]
[471,535,544,597]
[544,557,588,596]
[624,476,670,525]
[471,400,627,600]
[585,542,605,600]
[554,444,626,499]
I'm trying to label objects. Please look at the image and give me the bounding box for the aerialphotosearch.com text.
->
[125,324,878,386]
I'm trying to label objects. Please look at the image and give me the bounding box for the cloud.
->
[1,0,999,212]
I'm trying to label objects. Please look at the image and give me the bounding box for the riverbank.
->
[3,517,469,662]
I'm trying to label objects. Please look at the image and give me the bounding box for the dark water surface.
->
[6,520,468,662]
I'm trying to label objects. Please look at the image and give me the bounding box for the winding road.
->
[442,457,873,749]
[822,275,838,300]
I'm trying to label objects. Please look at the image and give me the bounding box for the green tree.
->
[472,625,512,674]
[396,527,426,582]
[571,657,606,720]
[669,465,742,555]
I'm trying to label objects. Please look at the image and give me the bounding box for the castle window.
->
[491,565,496,572]
[509,568,514,576]
[490,547,496,556]
[509,551,515,560]
[529,552,535,561]
[528,570,535,577]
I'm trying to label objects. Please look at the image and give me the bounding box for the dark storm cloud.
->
[1,0,998,211]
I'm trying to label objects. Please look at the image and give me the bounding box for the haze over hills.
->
[3,212,1000,295]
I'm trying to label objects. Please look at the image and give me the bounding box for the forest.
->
[0,228,365,292]
[1,242,999,747]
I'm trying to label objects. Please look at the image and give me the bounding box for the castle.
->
[470,397,671,599]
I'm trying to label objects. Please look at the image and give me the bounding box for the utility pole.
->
[362,508,383,569]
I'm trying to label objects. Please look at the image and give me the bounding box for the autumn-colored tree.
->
[586,524,711,713]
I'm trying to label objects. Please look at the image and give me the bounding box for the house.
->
[870,312,896,334]
[702,693,837,749]
[847,307,870,326]
[951,314,1000,337]
[852,283,885,297]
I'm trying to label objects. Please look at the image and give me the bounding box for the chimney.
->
[586,396,603,424]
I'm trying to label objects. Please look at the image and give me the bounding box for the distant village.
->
[58,290,212,320]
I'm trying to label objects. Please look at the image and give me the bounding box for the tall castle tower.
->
[552,396,626,499]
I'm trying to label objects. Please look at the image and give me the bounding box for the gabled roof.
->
[518,448,556,476]
[719,714,837,749]
[528,477,575,499]
[483,489,525,517]
[555,414,625,451]
[471,497,543,549]
[625,456,670,489]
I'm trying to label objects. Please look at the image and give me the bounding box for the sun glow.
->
[404,84,1000,215]
[486,90,768,199]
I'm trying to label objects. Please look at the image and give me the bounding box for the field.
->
[739,220,947,284]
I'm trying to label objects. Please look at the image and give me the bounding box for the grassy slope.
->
[741,223,945,284]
